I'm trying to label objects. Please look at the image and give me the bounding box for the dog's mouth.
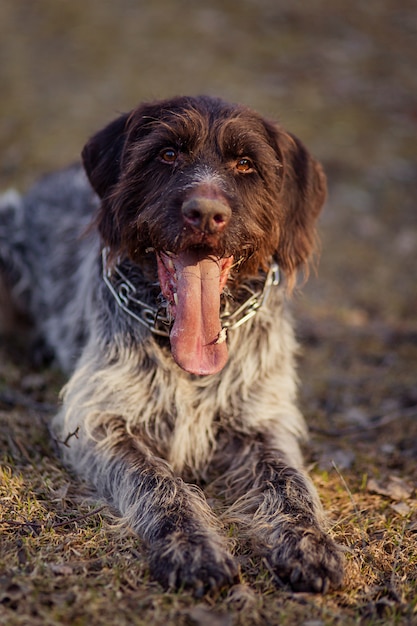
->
[156,249,234,376]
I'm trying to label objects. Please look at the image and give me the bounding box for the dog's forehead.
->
[140,103,271,152]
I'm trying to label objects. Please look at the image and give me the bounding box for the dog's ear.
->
[81,113,131,251]
[81,113,130,199]
[265,123,327,287]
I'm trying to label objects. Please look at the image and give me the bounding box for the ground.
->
[0,1,416,624]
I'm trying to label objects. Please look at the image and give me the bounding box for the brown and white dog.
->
[0,95,343,594]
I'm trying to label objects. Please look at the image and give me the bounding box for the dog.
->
[0,95,344,594]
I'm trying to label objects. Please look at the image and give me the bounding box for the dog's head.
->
[82,96,326,375]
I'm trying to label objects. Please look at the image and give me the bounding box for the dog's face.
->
[82,96,326,375]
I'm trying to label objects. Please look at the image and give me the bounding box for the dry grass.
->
[1,314,416,626]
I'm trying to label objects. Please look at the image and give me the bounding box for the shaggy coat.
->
[0,95,343,593]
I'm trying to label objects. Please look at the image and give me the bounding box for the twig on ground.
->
[58,427,80,448]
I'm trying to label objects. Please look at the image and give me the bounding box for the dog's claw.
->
[267,526,344,593]
[194,580,205,598]
[149,534,238,595]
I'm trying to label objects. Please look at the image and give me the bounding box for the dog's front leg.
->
[219,436,344,592]
[57,419,238,594]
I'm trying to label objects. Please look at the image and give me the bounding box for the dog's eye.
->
[235,158,254,173]
[160,148,178,163]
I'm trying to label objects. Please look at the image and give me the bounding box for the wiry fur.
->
[0,95,343,594]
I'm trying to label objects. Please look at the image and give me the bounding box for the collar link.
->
[102,247,280,338]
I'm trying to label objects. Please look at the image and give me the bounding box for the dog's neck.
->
[101,247,280,338]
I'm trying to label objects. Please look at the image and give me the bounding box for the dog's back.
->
[0,165,97,369]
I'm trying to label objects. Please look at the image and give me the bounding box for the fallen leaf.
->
[184,606,232,626]
[50,564,73,576]
[390,502,411,516]
[367,476,414,501]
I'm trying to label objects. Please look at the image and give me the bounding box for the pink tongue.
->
[169,251,229,376]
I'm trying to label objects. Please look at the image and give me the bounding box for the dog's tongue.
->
[169,251,230,376]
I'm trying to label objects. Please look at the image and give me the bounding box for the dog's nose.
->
[182,197,231,234]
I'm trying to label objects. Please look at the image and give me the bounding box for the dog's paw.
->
[149,531,238,595]
[267,525,344,593]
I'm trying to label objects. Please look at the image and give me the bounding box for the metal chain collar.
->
[102,247,280,338]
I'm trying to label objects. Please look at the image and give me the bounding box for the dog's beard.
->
[157,250,233,375]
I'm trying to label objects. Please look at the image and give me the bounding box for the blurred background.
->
[0,0,416,324]
[1,4,417,620]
